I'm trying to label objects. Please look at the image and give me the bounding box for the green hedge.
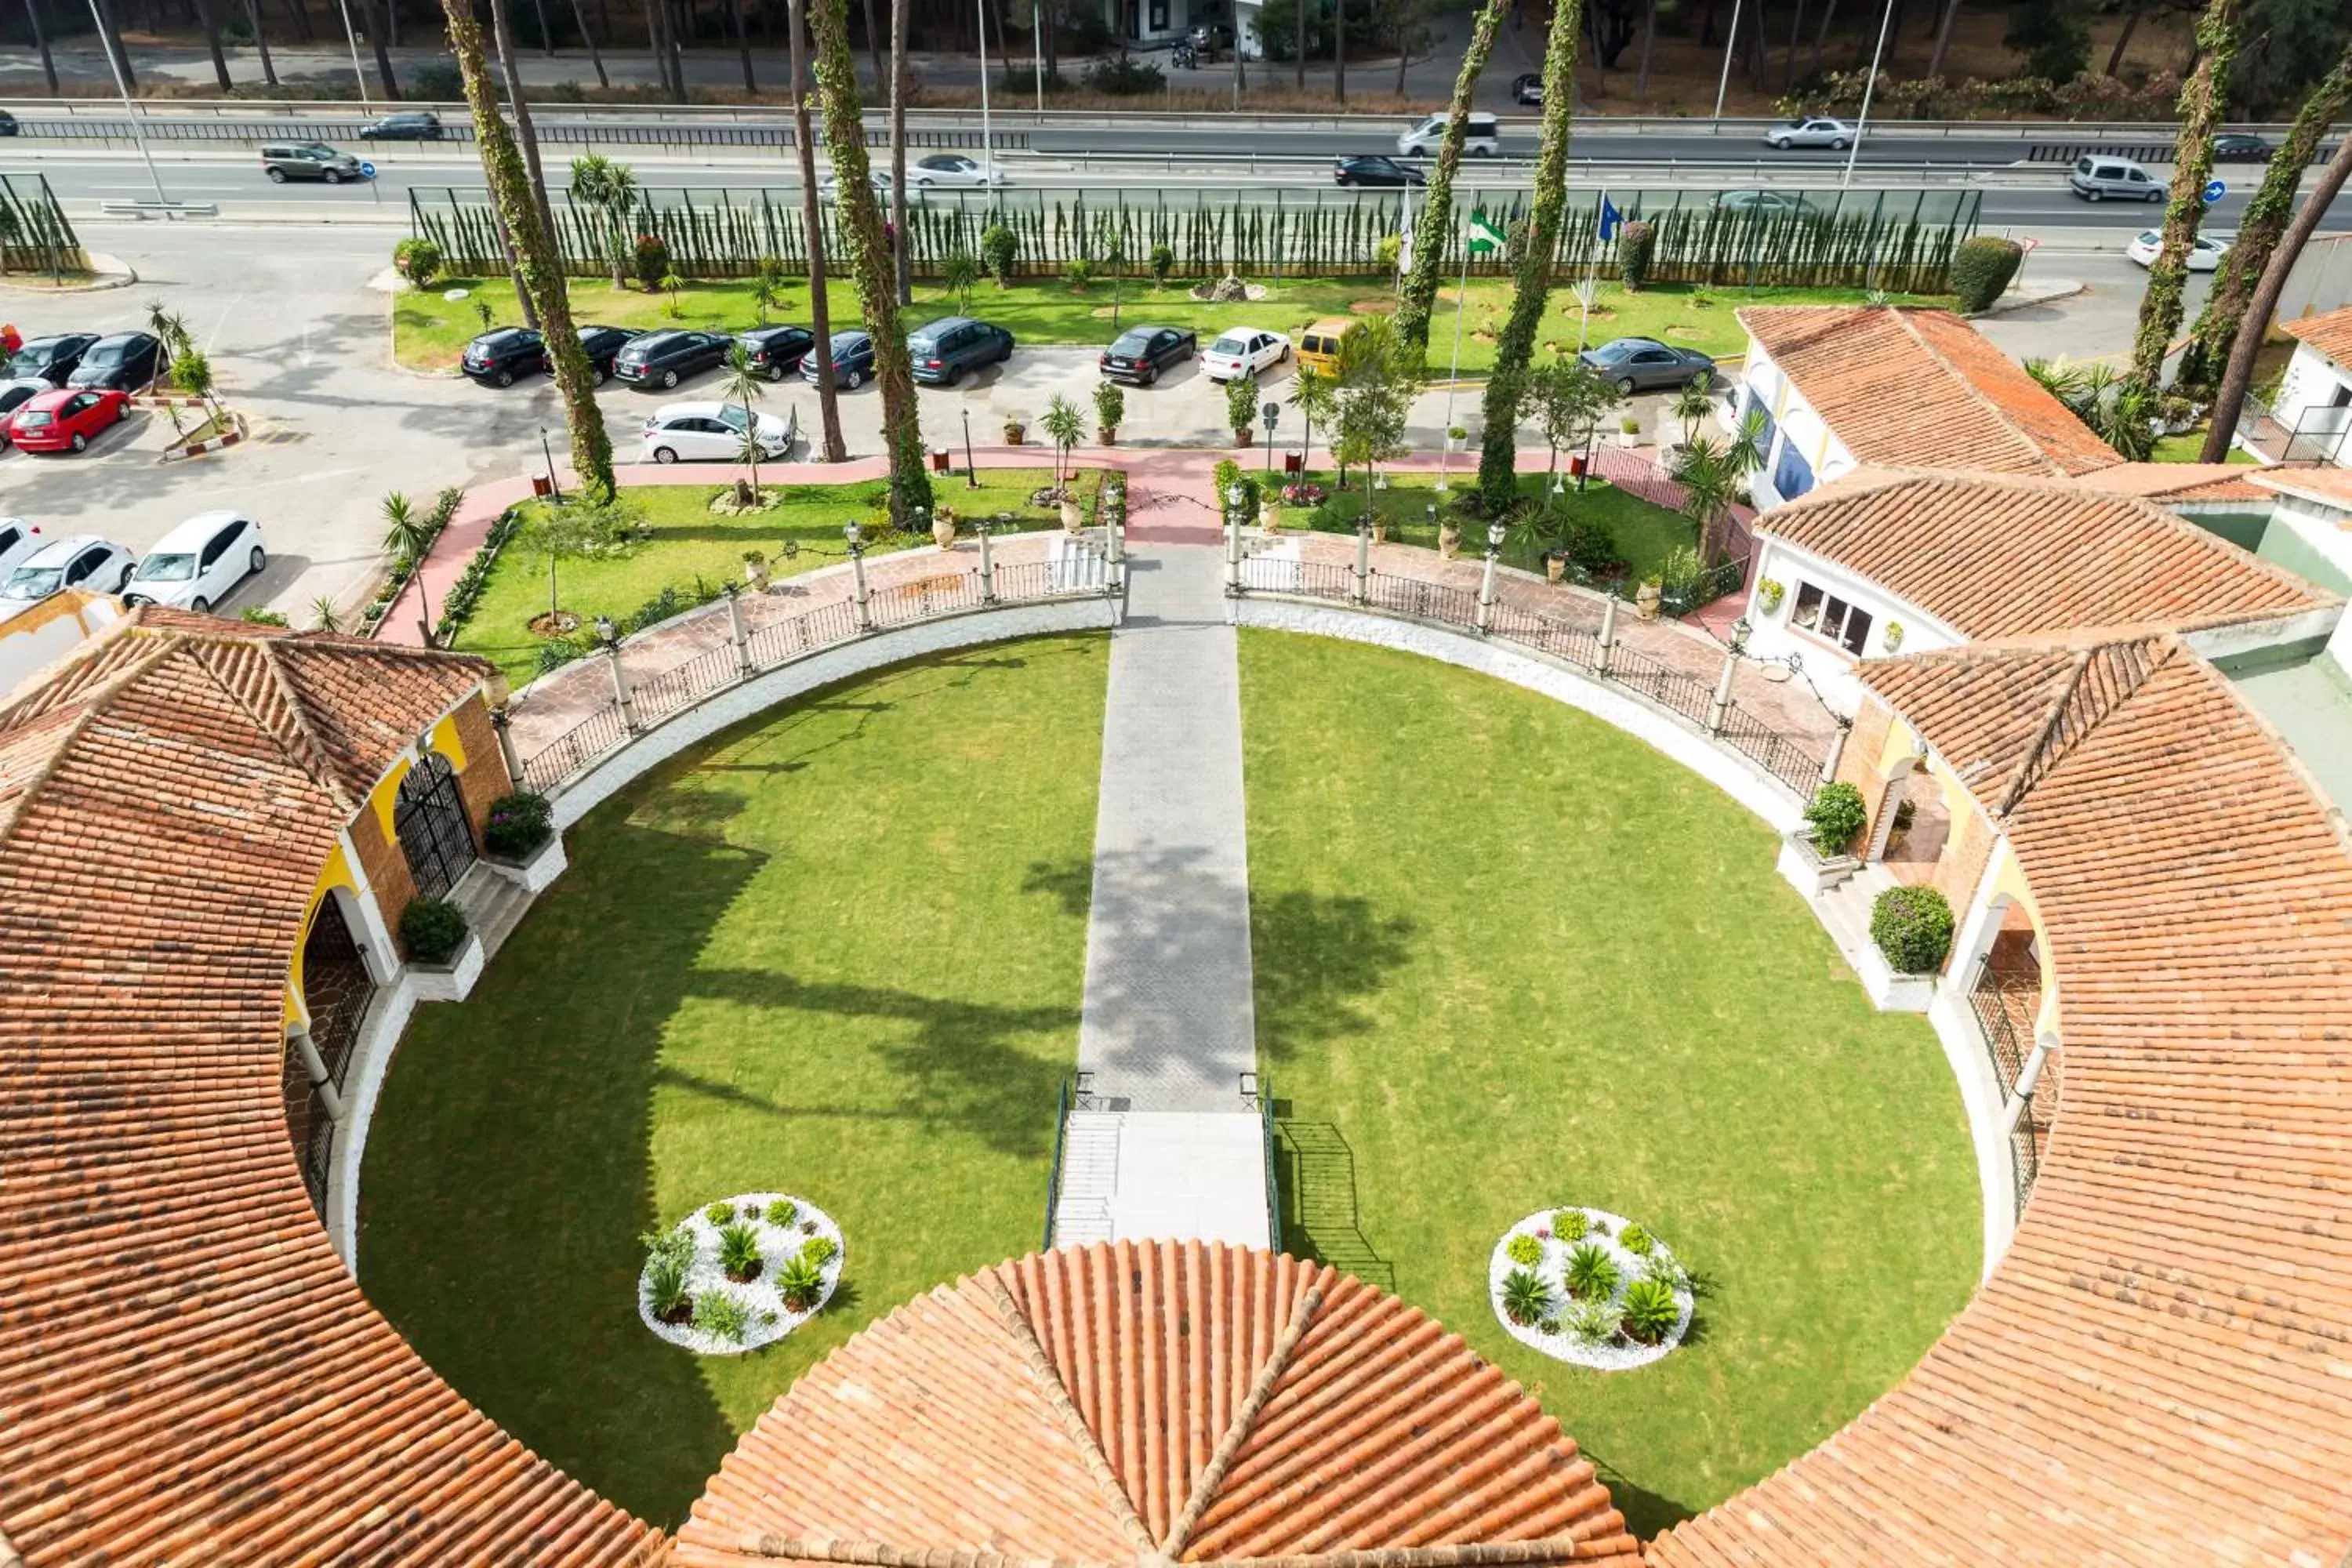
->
[1871,885,1955,975]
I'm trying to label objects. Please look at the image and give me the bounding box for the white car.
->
[0,517,42,578]
[0,533,135,622]
[2125,229,2233,271]
[909,154,1005,189]
[641,401,795,464]
[124,511,267,614]
[0,378,50,446]
[1763,115,1855,150]
[817,169,924,205]
[1200,328,1290,383]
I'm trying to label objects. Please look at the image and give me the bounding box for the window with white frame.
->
[1789,581,1873,655]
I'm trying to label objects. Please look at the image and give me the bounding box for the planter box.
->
[1856,941,1937,1012]
[485,830,568,895]
[409,931,484,1003]
[1777,829,1861,897]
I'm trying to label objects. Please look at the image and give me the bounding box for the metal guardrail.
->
[1042,1075,1072,1252]
[16,113,1023,152]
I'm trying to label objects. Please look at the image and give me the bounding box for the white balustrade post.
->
[599,618,638,733]
[1595,594,1617,678]
[724,582,751,674]
[847,524,874,632]
[488,704,525,789]
[1353,517,1370,604]
[1475,521,1504,633]
[1708,645,1738,734]
[1819,717,1851,785]
[978,517,998,603]
[289,1027,345,1120]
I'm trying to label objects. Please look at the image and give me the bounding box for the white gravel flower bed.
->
[637,1191,843,1356]
[1488,1206,1694,1372]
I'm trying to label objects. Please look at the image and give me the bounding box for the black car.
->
[1512,72,1543,105]
[460,327,546,387]
[1334,155,1424,188]
[1098,325,1197,386]
[906,316,1014,387]
[803,330,877,390]
[578,324,643,383]
[1580,336,1718,394]
[360,111,443,140]
[738,325,816,381]
[0,110,17,136]
[2212,132,2272,162]
[615,328,732,390]
[66,332,165,392]
[9,334,99,387]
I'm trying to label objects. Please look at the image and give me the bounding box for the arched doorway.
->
[395,752,477,900]
[301,893,373,1087]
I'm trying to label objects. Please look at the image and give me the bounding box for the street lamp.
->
[1486,521,1506,554]
[1730,616,1753,655]
[961,406,978,488]
[593,613,617,647]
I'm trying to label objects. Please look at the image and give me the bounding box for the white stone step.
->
[448,861,535,962]
[1054,1112,1122,1247]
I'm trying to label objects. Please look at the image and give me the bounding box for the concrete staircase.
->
[1053,1111,1122,1247]
[448,861,535,962]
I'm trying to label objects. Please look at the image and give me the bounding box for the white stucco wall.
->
[1737,537,1964,716]
[2273,342,2352,466]
[1735,339,1858,514]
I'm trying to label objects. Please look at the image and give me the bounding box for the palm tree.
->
[439,0,617,499]
[942,250,979,312]
[808,0,931,523]
[1040,394,1084,489]
[383,492,438,641]
[1669,374,1714,449]
[1476,0,1588,513]
[2125,0,2242,397]
[310,596,343,633]
[1291,362,1335,471]
[2203,129,2352,460]
[568,154,639,288]
[1671,438,1737,568]
[720,340,767,447]
[788,0,848,462]
[1393,0,1508,363]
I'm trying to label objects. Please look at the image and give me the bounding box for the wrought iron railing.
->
[1042,1075,1073,1254]
[1968,966,2045,1218]
[515,546,1114,792]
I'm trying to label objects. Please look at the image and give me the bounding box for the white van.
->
[1397,113,1501,158]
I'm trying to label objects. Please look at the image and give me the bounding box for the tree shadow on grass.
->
[1581,1447,1700,1544]
[1252,887,1417,1064]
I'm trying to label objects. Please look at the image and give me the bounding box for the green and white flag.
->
[1466,211,1507,255]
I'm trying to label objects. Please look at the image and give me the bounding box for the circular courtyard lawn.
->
[360,635,1108,1527]
[1238,630,1978,1539]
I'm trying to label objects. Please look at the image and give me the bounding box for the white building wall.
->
[1735,339,1859,514]
[1737,537,1965,715]
[2272,342,2352,466]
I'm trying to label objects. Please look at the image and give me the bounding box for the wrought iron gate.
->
[394,753,477,901]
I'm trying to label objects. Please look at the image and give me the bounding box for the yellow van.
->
[1296,318,1365,376]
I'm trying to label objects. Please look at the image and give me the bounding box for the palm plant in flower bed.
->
[1566,1243,1621,1303]
[1500,1267,1555,1326]
[776,1253,827,1313]
[717,1221,764,1283]
[693,1290,751,1342]
[1619,1277,1682,1345]
[645,1254,691,1323]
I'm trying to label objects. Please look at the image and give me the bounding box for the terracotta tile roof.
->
[1737,306,2122,477]
[2072,459,2270,504]
[0,612,662,1566]
[1759,468,2334,640]
[2282,303,2352,366]
[1650,633,2352,1567]
[674,1242,1642,1568]
[2252,463,2352,512]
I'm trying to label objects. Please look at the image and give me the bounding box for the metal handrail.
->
[1042,1076,1072,1252]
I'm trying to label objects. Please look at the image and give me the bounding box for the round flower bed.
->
[1488,1207,1694,1372]
[637,1191,844,1356]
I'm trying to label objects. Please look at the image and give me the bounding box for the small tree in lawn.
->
[1331,318,1424,499]
[1526,357,1618,489]
[1670,411,1764,564]
[382,492,438,641]
[525,494,626,625]
[659,271,684,319]
[942,249,980,312]
[567,153,640,289]
[1040,394,1086,490]
[751,265,782,325]
[979,223,1018,289]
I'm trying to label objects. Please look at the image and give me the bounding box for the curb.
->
[161,410,249,459]
[131,391,211,409]
[0,250,140,294]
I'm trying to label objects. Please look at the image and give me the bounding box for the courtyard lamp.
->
[1730,616,1752,655]
[593,613,617,648]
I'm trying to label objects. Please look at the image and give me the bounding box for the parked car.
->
[578,324,644,383]
[1580,336,1716,394]
[615,328,733,390]
[737,325,816,381]
[1512,72,1542,105]
[804,330,877,389]
[818,169,923,205]
[1334,154,1424,188]
[1200,327,1289,383]
[1099,325,1198,386]
[0,518,42,576]
[2212,132,2272,162]
[1713,190,1826,219]
[0,534,136,622]
[461,327,547,387]
[66,332,165,392]
[8,387,129,453]
[122,512,267,614]
[910,153,1005,188]
[2069,154,2164,201]
[640,401,795,463]
[261,141,366,184]
[1762,115,1854,150]
[9,333,99,387]
[1295,319,1362,378]
[0,110,16,136]
[908,316,1014,386]
[1398,112,1499,158]
[0,378,53,442]
[2127,229,2233,271]
[359,111,443,140]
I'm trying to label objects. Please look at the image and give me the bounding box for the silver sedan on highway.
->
[1762,116,1856,150]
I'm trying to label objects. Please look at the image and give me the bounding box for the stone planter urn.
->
[1438,521,1462,560]
[1233,427,1254,448]
[1544,555,1566,583]
[1635,580,1664,620]
[1370,520,1392,545]
[931,510,958,551]
[1003,420,1026,445]
[1060,495,1084,533]
[1097,426,1117,445]
[742,555,771,591]
[1259,501,1281,535]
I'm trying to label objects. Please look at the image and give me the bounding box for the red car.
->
[9,387,128,454]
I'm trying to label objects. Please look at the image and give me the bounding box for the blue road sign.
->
[2202,178,2226,204]
[359,160,379,180]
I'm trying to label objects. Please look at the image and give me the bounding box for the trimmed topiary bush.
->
[980,223,1020,288]
[392,237,442,289]
[398,897,469,965]
[1616,220,1657,292]
[1950,235,2024,314]
[1871,884,1955,974]
[1804,781,1868,857]
[482,790,554,859]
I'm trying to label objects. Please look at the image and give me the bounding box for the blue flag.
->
[1598,196,1623,241]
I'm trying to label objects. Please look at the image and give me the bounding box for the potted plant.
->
[1259,496,1282,535]
[1755,577,1784,614]
[1061,493,1085,533]
[1784,780,1868,892]
[1635,575,1664,619]
[742,550,770,590]
[1446,423,1469,452]
[1438,517,1463,559]
[1093,379,1124,445]
[1226,371,1259,448]
[1617,412,1642,448]
[1002,412,1027,445]
[931,505,958,551]
[1370,514,1392,544]
[481,791,554,863]
[1883,619,1906,652]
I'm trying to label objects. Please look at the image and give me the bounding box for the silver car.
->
[2069,154,2164,202]
[1763,116,1854,150]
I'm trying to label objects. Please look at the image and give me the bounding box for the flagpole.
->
[1439,209,1473,492]
[1578,187,1608,355]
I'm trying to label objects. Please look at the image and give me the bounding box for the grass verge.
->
[1283,467,1697,584]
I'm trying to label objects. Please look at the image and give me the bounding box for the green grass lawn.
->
[461,471,1070,690]
[360,634,1108,1527]
[1239,632,1977,1540]
[1289,468,1697,584]
[397,274,1944,373]
[2149,430,2259,463]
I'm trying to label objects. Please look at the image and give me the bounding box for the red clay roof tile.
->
[2281,303,2352,366]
